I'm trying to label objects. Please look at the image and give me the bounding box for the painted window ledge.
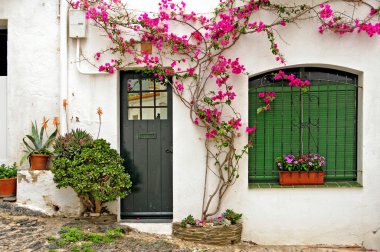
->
[249,181,362,189]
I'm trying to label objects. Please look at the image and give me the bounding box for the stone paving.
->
[0,202,367,252]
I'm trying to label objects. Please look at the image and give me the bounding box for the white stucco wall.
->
[0,0,61,165]
[0,76,6,163]
[17,170,82,216]
[2,0,380,250]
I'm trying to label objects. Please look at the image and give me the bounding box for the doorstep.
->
[120,220,173,235]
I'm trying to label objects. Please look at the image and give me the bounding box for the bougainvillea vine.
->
[69,0,379,219]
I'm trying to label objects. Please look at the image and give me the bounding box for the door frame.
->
[119,70,173,220]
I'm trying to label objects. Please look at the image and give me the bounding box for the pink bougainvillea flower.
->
[205,129,218,139]
[258,92,265,98]
[246,126,256,134]
[176,84,183,91]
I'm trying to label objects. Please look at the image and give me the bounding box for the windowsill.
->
[249,181,362,189]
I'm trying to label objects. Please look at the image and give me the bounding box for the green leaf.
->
[43,129,58,149]
[26,135,39,150]
[40,125,45,143]
[20,152,30,166]
[31,121,38,139]
[23,138,34,152]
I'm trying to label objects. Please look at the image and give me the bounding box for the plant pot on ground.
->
[21,121,57,170]
[276,153,326,185]
[173,210,243,245]
[0,163,18,197]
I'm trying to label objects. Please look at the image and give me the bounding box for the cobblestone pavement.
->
[0,203,366,252]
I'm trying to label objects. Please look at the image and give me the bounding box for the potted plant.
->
[0,163,17,197]
[21,121,57,170]
[276,153,326,185]
[172,209,243,245]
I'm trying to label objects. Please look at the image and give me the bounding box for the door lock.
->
[165,148,173,153]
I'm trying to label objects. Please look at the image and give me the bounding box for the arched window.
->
[249,67,358,183]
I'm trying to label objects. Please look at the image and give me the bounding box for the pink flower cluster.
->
[274,70,310,88]
[318,4,380,37]
[319,4,333,19]
[258,92,276,104]
[98,60,119,73]
[245,126,256,134]
[228,118,242,130]
[211,56,245,76]
[206,129,218,139]
[211,89,236,101]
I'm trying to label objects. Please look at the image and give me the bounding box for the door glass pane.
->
[156,108,167,120]
[156,92,168,106]
[127,79,140,92]
[128,108,140,120]
[141,92,154,106]
[142,79,154,91]
[142,108,154,120]
[128,93,140,107]
[155,80,167,90]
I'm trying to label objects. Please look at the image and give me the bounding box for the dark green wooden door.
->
[120,72,173,219]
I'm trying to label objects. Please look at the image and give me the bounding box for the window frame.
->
[248,67,360,184]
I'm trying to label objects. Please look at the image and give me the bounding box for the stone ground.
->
[0,203,367,252]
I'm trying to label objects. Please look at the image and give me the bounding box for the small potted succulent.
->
[20,121,57,170]
[276,153,326,185]
[0,163,17,197]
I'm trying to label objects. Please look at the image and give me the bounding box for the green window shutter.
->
[249,68,357,183]
[249,86,300,182]
[306,84,357,181]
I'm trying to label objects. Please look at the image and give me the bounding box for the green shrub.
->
[52,136,132,213]
[0,163,17,179]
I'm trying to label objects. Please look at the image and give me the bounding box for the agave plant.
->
[20,121,58,165]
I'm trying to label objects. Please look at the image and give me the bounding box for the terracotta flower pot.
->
[279,171,325,185]
[30,154,50,170]
[0,177,17,197]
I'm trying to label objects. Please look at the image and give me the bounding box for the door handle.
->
[165,148,173,153]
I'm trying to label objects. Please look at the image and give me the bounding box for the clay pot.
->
[279,171,325,185]
[30,154,50,170]
[0,177,17,197]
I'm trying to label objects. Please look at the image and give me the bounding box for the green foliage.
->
[51,226,124,252]
[21,121,57,165]
[222,209,242,224]
[180,215,196,228]
[52,137,132,212]
[60,227,85,242]
[71,242,94,252]
[0,163,17,179]
[105,227,124,239]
